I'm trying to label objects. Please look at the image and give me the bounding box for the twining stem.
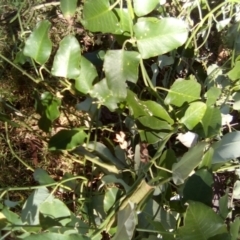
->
[5,122,34,172]
[0,53,41,84]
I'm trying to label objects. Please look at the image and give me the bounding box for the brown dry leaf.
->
[140,142,149,163]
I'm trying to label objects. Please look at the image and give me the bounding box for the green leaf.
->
[104,50,140,98]
[114,8,131,36]
[212,131,240,164]
[206,87,221,106]
[104,187,120,213]
[35,92,61,132]
[86,142,126,169]
[144,100,174,124]
[39,199,71,226]
[200,106,221,137]
[233,92,240,110]
[89,78,120,111]
[164,79,201,107]
[0,212,8,230]
[172,142,207,185]
[230,217,240,240]
[134,18,188,59]
[23,20,52,65]
[113,202,137,240]
[133,0,159,17]
[60,0,78,18]
[227,61,240,81]
[126,90,150,118]
[183,169,213,206]
[102,175,130,192]
[178,201,229,240]
[33,169,55,185]
[219,189,230,219]
[139,130,169,144]
[82,0,119,33]
[180,102,207,130]
[157,149,176,179]
[2,207,23,230]
[137,116,172,130]
[51,35,81,79]
[21,187,53,225]
[24,233,90,240]
[75,56,98,94]
[49,129,87,150]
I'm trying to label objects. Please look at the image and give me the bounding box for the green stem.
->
[5,122,34,172]
[0,53,41,83]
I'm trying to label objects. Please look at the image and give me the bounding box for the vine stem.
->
[0,53,41,84]
[5,122,34,172]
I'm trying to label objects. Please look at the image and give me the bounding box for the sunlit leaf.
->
[206,87,221,106]
[172,142,207,185]
[144,100,174,124]
[75,56,98,94]
[60,0,78,19]
[104,50,140,98]
[89,78,121,111]
[212,131,240,164]
[201,106,221,137]
[137,116,172,130]
[133,0,159,17]
[134,18,188,59]
[180,102,207,130]
[82,0,119,33]
[39,199,71,226]
[51,35,81,79]
[113,202,137,240]
[23,20,52,65]
[227,61,240,81]
[21,187,53,225]
[164,79,201,107]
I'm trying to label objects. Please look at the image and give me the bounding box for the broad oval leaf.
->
[51,35,81,79]
[137,116,172,130]
[172,142,207,185]
[75,56,98,94]
[23,20,52,65]
[212,131,240,164]
[82,0,119,33]
[49,129,87,150]
[144,100,174,124]
[21,187,52,225]
[104,187,120,213]
[33,169,55,185]
[134,18,188,59]
[113,202,137,240]
[39,199,71,226]
[164,79,201,107]
[86,142,126,169]
[133,0,159,17]
[201,106,221,138]
[90,78,120,111]
[60,0,78,19]
[104,50,140,98]
[180,102,207,130]
[178,201,229,240]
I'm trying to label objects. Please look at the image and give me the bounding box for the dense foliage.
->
[1,0,240,239]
